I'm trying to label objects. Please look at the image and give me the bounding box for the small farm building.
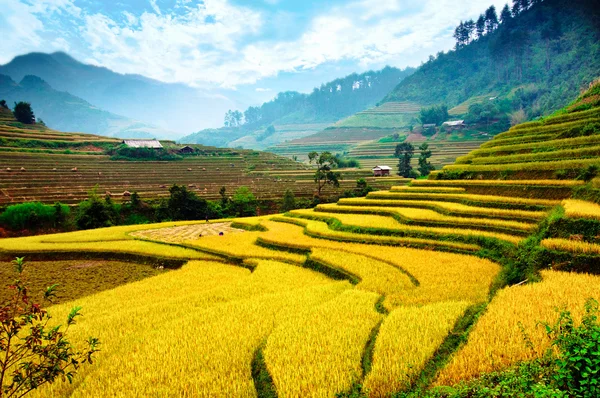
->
[122,139,163,149]
[178,145,195,154]
[442,120,466,129]
[372,165,392,177]
[423,124,436,129]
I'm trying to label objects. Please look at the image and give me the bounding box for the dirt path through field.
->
[130,222,245,243]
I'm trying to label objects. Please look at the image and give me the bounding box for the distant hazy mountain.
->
[0,52,235,137]
[0,74,172,139]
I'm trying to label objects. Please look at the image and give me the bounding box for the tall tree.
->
[519,0,531,11]
[13,102,35,124]
[500,4,512,24]
[308,152,341,197]
[418,143,435,177]
[280,189,296,212]
[243,106,261,125]
[464,19,476,42]
[512,0,522,16]
[232,110,243,126]
[453,21,466,47]
[394,142,414,178]
[224,110,233,127]
[476,14,486,38]
[485,6,499,34]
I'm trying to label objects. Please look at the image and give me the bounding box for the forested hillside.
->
[272,0,600,165]
[230,67,415,126]
[180,67,414,149]
[383,0,600,118]
[0,74,171,138]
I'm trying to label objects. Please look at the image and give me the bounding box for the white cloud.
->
[224,0,507,85]
[2,0,507,88]
[80,0,262,86]
[149,0,161,15]
[0,0,80,63]
[255,87,272,92]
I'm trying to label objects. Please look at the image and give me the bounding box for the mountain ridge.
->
[0,52,237,136]
[0,73,172,139]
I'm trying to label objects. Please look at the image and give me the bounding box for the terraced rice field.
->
[348,139,487,171]
[129,222,245,242]
[0,151,406,205]
[0,109,405,205]
[269,101,421,163]
[5,83,600,397]
[5,168,600,396]
[434,102,600,179]
[435,270,600,385]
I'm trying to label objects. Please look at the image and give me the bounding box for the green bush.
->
[229,186,257,217]
[280,189,296,212]
[545,299,600,397]
[576,165,599,182]
[76,191,115,230]
[553,169,569,180]
[0,202,69,230]
[12,102,35,124]
[335,156,361,168]
[167,184,208,220]
[108,145,182,161]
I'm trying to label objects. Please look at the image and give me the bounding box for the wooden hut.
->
[372,165,392,177]
[178,145,195,154]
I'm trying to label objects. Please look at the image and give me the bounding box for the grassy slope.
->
[384,0,600,115]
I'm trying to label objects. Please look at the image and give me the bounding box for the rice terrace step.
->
[1,2,600,397]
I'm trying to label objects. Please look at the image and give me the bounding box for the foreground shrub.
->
[0,202,69,230]
[392,299,600,398]
[0,257,99,397]
[545,298,600,397]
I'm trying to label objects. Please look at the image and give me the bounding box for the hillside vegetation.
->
[273,0,600,171]
[3,81,600,397]
[180,67,415,150]
[384,0,599,118]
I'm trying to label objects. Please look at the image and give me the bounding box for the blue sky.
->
[0,0,507,106]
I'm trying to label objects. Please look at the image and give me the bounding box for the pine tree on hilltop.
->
[500,4,513,24]
[485,6,499,34]
[476,15,486,38]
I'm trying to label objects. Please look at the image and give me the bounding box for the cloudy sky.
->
[0,0,507,101]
